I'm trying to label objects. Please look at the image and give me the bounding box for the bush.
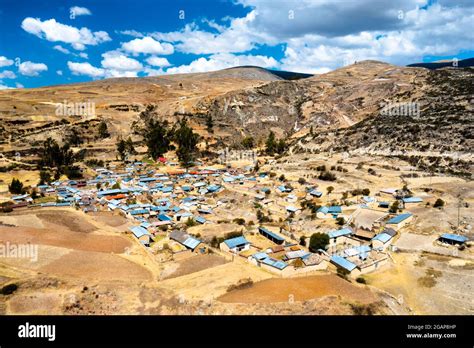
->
[8,178,24,194]
[318,171,336,181]
[0,283,18,295]
[356,277,367,284]
[233,218,246,225]
[309,232,329,252]
[433,198,445,208]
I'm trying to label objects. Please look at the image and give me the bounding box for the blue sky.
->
[0,0,473,89]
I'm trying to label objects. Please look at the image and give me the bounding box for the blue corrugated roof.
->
[158,214,172,221]
[183,237,201,249]
[328,228,352,239]
[195,216,206,224]
[259,227,285,241]
[372,232,392,243]
[330,255,357,272]
[224,236,249,249]
[440,233,468,243]
[261,257,288,270]
[252,252,268,260]
[387,213,412,224]
[129,209,148,215]
[129,226,150,238]
[402,197,423,203]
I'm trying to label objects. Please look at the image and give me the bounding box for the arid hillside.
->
[0,61,472,173]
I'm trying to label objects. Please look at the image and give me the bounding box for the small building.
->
[386,213,413,230]
[220,236,250,253]
[317,206,342,219]
[258,227,285,245]
[371,229,396,251]
[438,233,468,246]
[129,226,153,246]
[169,230,203,252]
[330,255,357,273]
[328,227,354,246]
[402,197,423,204]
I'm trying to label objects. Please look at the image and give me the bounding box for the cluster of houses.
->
[5,162,471,278]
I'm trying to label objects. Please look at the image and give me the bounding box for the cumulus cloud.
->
[18,61,48,76]
[146,56,171,67]
[121,36,174,55]
[0,56,14,67]
[21,17,111,50]
[165,53,278,74]
[68,61,104,78]
[101,51,143,71]
[152,12,273,54]
[67,51,144,78]
[70,6,92,17]
[0,70,16,79]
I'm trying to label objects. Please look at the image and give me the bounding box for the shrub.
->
[433,198,445,208]
[0,283,18,295]
[356,277,367,284]
[309,232,329,252]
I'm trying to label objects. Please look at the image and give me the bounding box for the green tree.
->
[206,115,214,133]
[116,137,127,161]
[276,139,287,154]
[389,200,400,213]
[265,131,277,155]
[327,186,334,195]
[8,178,24,194]
[241,136,255,149]
[309,232,329,252]
[433,198,445,208]
[174,118,199,167]
[98,120,110,138]
[144,119,171,160]
[39,170,51,185]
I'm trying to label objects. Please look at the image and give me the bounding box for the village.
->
[3,152,471,283]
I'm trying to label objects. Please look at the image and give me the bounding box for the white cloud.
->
[152,12,273,54]
[0,70,16,79]
[121,36,174,55]
[19,61,48,76]
[78,52,89,59]
[70,6,92,17]
[144,67,165,76]
[15,82,24,88]
[166,53,278,74]
[56,70,63,76]
[53,45,71,54]
[68,61,104,78]
[0,84,13,90]
[0,56,14,67]
[101,51,143,71]
[146,56,171,67]
[21,17,111,50]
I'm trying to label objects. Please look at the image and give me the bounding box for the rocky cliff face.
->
[292,67,474,177]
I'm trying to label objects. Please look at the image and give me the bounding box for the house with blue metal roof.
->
[330,255,357,272]
[402,197,423,204]
[128,226,152,246]
[221,236,250,253]
[258,227,285,245]
[317,205,342,218]
[169,230,203,252]
[439,233,468,245]
[386,213,413,230]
